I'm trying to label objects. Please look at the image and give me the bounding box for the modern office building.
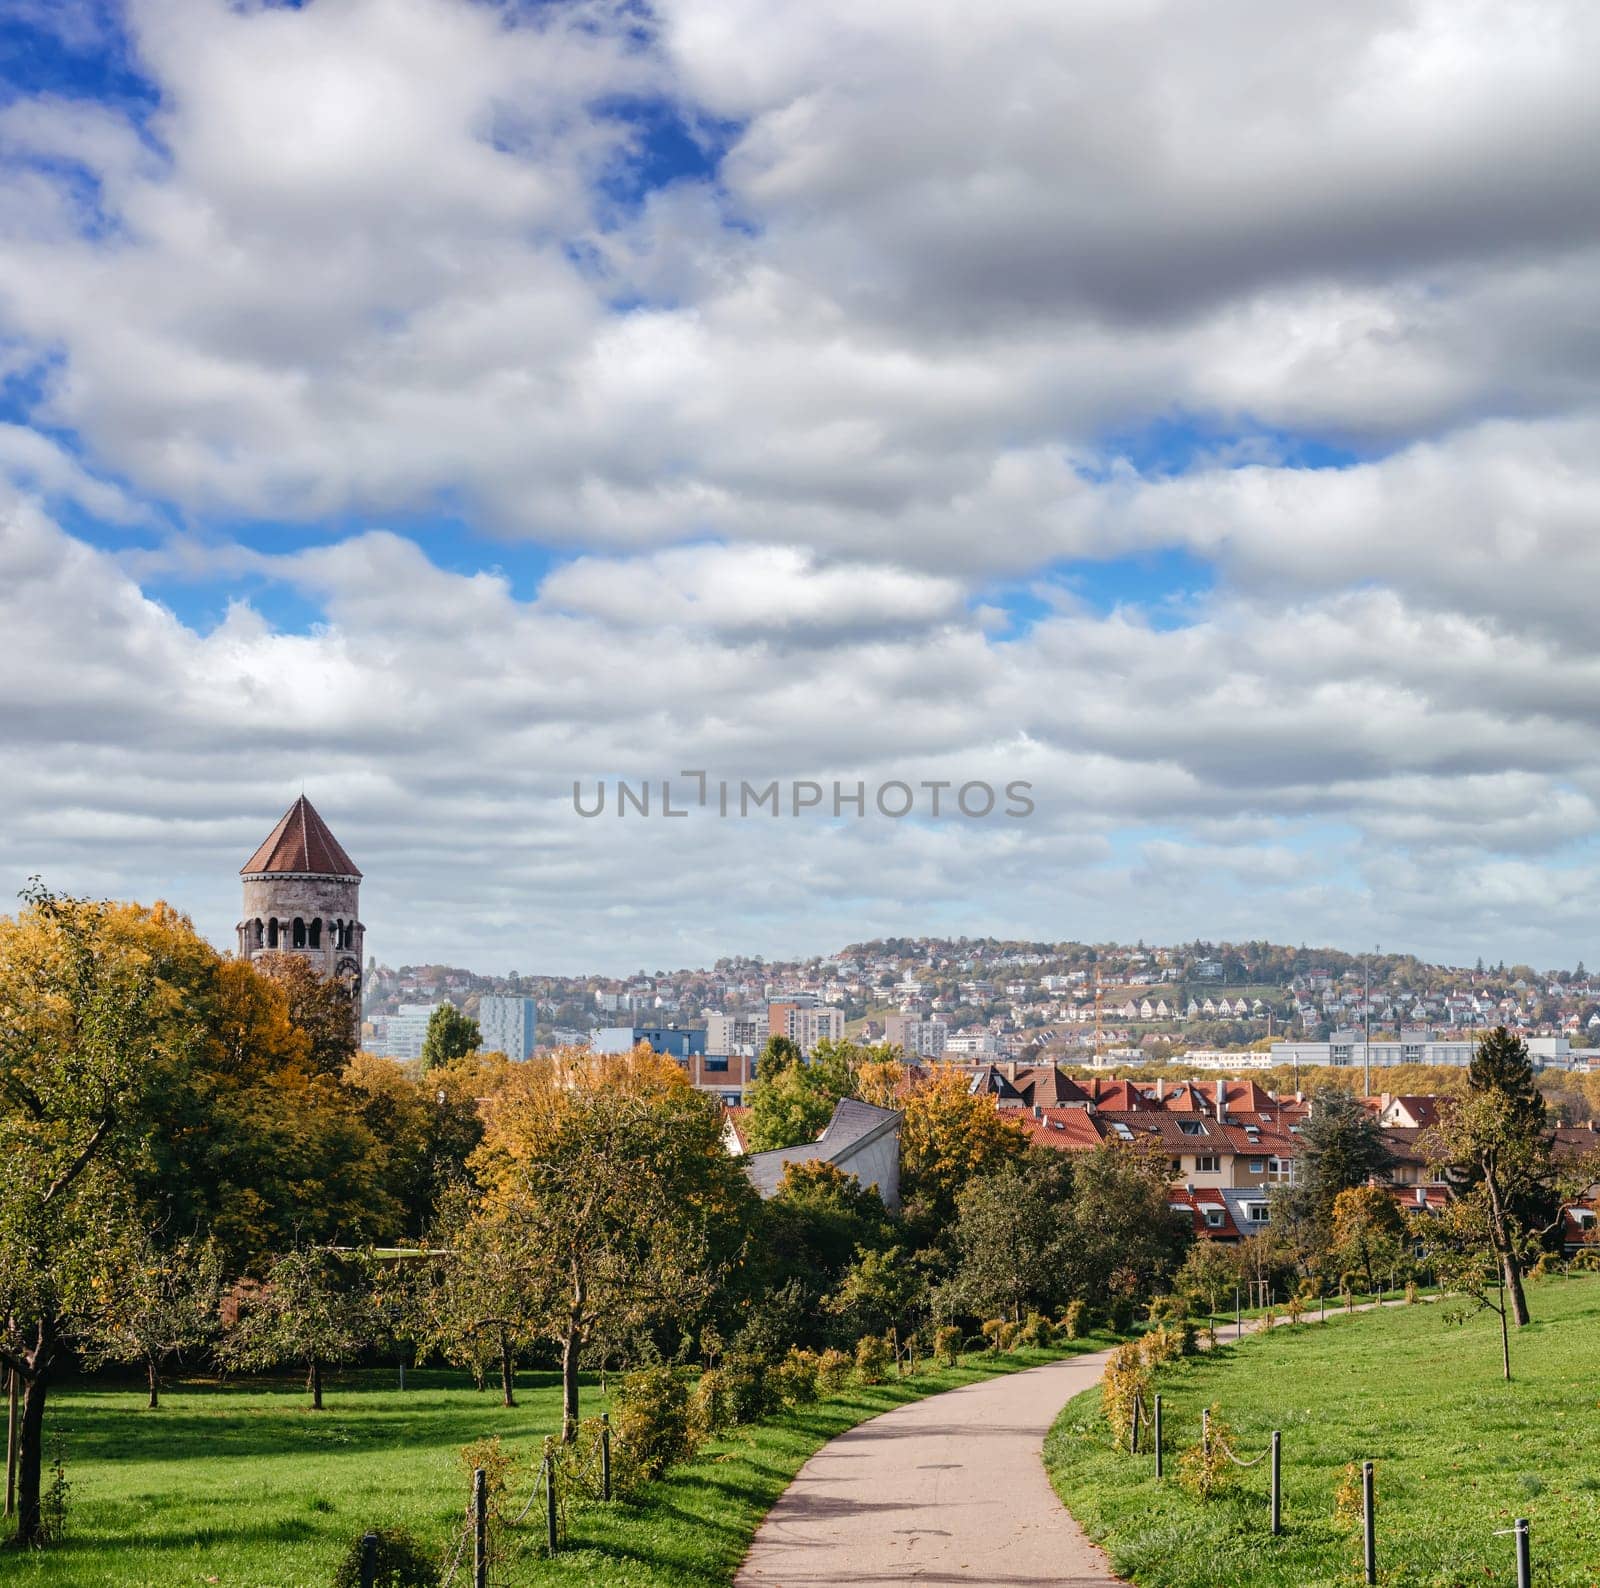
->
[884,1015,948,1059]
[363,1001,444,1061]
[478,994,538,1060]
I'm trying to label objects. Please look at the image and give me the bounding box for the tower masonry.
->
[237,796,365,1010]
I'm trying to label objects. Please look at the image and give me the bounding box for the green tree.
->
[756,1035,804,1076]
[412,1182,542,1407]
[221,1245,380,1409]
[1297,1089,1394,1228]
[1062,1141,1191,1308]
[1424,1030,1562,1328]
[944,1160,1064,1322]
[420,1004,480,1070]
[79,1227,223,1409]
[1175,1238,1243,1318]
[743,1040,859,1151]
[753,1160,894,1313]
[828,1245,926,1360]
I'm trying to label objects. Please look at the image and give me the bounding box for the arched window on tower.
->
[309,919,322,949]
[292,918,306,949]
[267,919,279,948]
[253,918,264,948]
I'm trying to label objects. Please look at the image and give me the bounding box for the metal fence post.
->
[1362,1460,1376,1585]
[545,1446,558,1557]
[473,1466,488,1588]
[1514,1517,1531,1588]
[1153,1394,1163,1479]
[1270,1431,1281,1535]
[601,1411,612,1502]
[359,1531,379,1588]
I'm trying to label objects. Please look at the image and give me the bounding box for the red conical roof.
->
[241,796,361,878]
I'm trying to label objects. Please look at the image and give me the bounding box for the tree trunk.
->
[10,1366,48,1548]
[499,1339,516,1409]
[145,1359,160,1411]
[561,1326,582,1443]
[307,1359,323,1411]
[1483,1172,1531,1326]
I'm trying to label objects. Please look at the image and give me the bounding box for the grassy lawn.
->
[9,1338,1117,1586]
[1044,1276,1600,1587]
[5,1366,579,1587]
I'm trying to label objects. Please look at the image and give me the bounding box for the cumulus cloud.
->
[4,498,1599,970]
[1,0,1598,970]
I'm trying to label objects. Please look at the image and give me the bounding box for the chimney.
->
[1215,1078,1227,1120]
[1156,1077,1166,1101]
[1414,1186,1426,1207]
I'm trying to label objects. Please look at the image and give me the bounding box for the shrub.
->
[458,1435,514,1499]
[1285,1293,1306,1326]
[1147,1294,1187,1324]
[1571,1248,1600,1273]
[722,1356,776,1425]
[1404,1280,1419,1305]
[1018,1311,1056,1348]
[1333,1460,1367,1523]
[1178,1405,1236,1501]
[816,1348,853,1395]
[1107,1297,1135,1333]
[854,1333,892,1385]
[689,1367,729,1435]
[1100,1340,1150,1448]
[1178,1319,1199,1356]
[934,1325,963,1367]
[1142,1323,1181,1368]
[771,1347,820,1407]
[612,1365,696,1486]
[1060,1300,1089,1340]
[330,1526,435,1588]
[40,1433,69,1546]
[981,1318,1007,1355]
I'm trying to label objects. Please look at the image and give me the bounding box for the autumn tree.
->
[221,1246,379,1409]
[1330,1185,1406,1293]
[253,951,357,1074]
[79,1227,223,1408]
[1060,1141,1191,1308]
[472,1045,755,1438]
[898,1066,1029,1228]
[420,1004,480,1071]
[0,886,189,1546]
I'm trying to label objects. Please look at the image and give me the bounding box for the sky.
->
[3,0,1600,976]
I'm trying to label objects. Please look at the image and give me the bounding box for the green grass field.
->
[1044,1277,1600,1587]
[6,1340,1112,1586]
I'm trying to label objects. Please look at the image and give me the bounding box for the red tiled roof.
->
[241,796,361,878]
[1017,1107,1106,1150]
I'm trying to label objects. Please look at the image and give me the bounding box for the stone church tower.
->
[237,796,365,1010]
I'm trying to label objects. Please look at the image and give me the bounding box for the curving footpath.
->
[733,1346,1128,1587]
[734,1304,1411,1587]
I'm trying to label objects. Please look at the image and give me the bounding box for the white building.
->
[477,994,538,1061]
[1269,1028,1475,1070]
[943,1030,1001,1058]
[884,1015,948,1059]
[363,1001,444,1062]
[706,1010,768,1056]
